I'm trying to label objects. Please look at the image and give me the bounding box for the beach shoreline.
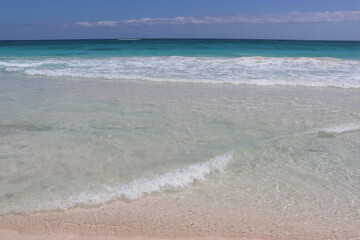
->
[0,229,266,240]
[0,77,359,239]
[1,39,360,240]
[0,190,352,240]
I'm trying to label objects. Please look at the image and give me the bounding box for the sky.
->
[1,0,360,40]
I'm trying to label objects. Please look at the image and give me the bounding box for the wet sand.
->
[0,229,266,240]
[0,190,351,240]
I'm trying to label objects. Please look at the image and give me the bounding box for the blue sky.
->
[1,0,360,40]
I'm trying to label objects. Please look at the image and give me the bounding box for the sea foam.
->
[0,152,233,215]
[322,123,360,134]
[1,57,360,88]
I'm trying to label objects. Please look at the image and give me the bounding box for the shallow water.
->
[0,72,359,215]
[0,39,360,238]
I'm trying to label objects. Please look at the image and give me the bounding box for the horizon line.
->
[1,37,360,42]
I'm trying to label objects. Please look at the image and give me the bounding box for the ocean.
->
[0,39,359,238]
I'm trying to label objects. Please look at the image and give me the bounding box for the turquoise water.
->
[1,39,360,58]
[0,39,360,238]
[1,39,360,88]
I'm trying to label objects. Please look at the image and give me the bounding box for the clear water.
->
[0,39,360,238]
[1,39,360,58]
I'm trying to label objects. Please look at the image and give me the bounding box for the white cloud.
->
[96,21,119,27]
[73,11,360,27]
[75,21,119,27]
[75,22,93,27]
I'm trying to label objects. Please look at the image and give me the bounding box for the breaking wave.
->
[0,56,360,88]
[0,152,233,215]
[321,123,360,134]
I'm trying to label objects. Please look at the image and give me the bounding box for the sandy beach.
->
[1,185,355,240]
[0,229,266,240]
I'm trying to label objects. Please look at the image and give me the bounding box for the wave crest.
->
[1,57,360,88]
[321,123,360,134]
[0,152,233,215]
